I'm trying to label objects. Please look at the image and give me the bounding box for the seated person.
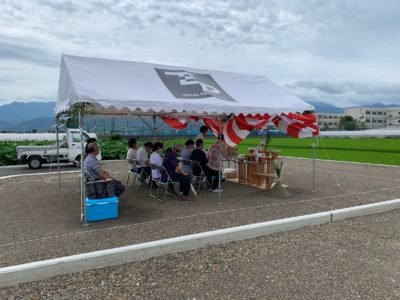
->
[190,139,221,192]
[162,144,192,201]
[126,138,138,171]
[182,139,194,175]
[136,141,153,181]
[149,142,163,181]
[85,137,97,158]
[84,142,125,197]
[81,137,97,164]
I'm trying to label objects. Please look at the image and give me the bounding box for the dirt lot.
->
[1,207,400,299]
[0,157,399,268]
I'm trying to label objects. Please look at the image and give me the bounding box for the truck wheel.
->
[28,157,43,169]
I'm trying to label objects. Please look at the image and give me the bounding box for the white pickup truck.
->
[16,129,100,169]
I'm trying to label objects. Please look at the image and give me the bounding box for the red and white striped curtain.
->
[223,114,270,147]
[162,112,319,147]
[272,113,319,138]
[202,117,224,137]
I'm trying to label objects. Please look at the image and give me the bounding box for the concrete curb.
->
[331,198,400,222]
[1,198,400,288]
[0,211,331,288]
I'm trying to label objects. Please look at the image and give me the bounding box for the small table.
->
[252,173,277,189]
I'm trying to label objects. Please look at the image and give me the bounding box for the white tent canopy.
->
[55,54,318,224]
[56,54,314,116]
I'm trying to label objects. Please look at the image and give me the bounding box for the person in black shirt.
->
[190,139,220,191]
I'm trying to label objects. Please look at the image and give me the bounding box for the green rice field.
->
[230,137,400,166]
[170,137,400,166]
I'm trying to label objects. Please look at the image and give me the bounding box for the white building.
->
[386,108,400,127]
[317,113,343,129]
[344,107,387,129]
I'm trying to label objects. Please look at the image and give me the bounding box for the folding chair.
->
[75,160,94,193]
[179,159,199,198]
[126,159,144,188]
[85,178,115,199]
[149,163,161,200]
[79,162,115,198]
[156,165,179,203]
[190,160,210,193]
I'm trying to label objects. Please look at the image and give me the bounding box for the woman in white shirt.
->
[126,138,137,171]
[149,142,163,180]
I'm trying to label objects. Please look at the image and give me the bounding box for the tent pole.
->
[138,115,155,133]
[312,134,316,192]
[79,109,87,225]
[56,114,61,190]
[152,114,157,140]
[218,118,222,200]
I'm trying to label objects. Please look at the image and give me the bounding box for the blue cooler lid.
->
[86,196,118,205]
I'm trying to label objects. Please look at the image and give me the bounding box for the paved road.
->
[0,164,79,177]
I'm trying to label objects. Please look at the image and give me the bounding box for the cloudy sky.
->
[0,0,399,107]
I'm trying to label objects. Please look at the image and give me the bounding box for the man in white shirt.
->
[136,141,153,181]
[149,142,163,180]
[196,125,208,141]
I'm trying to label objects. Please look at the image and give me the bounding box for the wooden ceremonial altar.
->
[235,151,280,190]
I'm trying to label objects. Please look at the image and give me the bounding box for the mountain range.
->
[0,101,399,132]
[0,102,55,132]
[307,101,344,113]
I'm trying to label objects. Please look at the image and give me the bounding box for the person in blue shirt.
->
[84,142,125,197]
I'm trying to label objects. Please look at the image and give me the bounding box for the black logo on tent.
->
[155,68,236,102]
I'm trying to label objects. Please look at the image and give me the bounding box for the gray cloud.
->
[0,0,399,106]
[287,80,400,107]
[0,40,58,67]
[40,0,78,13]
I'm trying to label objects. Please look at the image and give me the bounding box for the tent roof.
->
[55,54,314,117]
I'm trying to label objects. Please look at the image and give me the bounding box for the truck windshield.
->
[71,132,90,143]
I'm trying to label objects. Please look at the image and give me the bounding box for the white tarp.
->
[55,54,314,116]
[0,133,66,142]
[319,128,400,138]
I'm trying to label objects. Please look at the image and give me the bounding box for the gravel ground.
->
[0,158,399,267]
[1,208,400,299]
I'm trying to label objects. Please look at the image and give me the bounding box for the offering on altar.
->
[226,146,238,157]
[245,148,256,161]
[271,151,279,159]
